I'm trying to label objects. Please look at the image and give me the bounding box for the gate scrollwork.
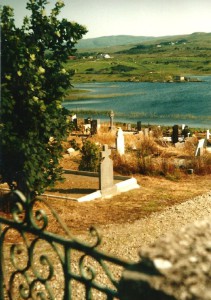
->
[0,190,133,299]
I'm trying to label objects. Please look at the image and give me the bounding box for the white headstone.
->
[206,130,210,140]
[144,128,149,136]
[83,124,91,134]
[195,139,205,156]
[71,114,77,121]
[127,123,131,131]
[116,127,125,156]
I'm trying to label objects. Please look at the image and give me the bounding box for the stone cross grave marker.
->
[116,127,125,156]
[109,110,115,131]
[99,145,117,196]
[195,138,205,156]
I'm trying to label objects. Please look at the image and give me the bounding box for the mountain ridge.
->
[76,32,211,50]
[76,35,158,49]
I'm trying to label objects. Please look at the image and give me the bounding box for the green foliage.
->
[110,64,136,73]
[0,0,87,196]
[79,141,101,172]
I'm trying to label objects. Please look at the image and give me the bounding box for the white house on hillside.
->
[97,53,111,59]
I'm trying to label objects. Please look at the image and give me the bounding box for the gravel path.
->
[93,191,211,262]
[3,190,211,299]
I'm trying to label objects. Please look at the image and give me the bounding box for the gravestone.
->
[73,118,78,130]
[70,114,78,130]
[91,119,100,135]
[99,144,117,196]
[182,125,190,138]
[71,114,77,121]
[137,121,142,131]
[172,125,179,144]
[116,127,125,156]
[84,117,92,124]
[127,123,131,131]
[83,124,91,134]
[144,128,149,136]
[195,139,205,156]
[97,119,101,130]
[206,129,210,140]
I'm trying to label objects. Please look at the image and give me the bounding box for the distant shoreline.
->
[65,76,203,101]
[63,77,211,129]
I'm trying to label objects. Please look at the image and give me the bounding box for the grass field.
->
[66,32,211,84]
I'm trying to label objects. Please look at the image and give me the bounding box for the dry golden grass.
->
[43,173,211,235]
[2,126,211,236]
[1,172,211,237]
[65,128,211,178]
[48,127,211,234]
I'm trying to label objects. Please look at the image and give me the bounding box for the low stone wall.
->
[64,169,131,181]
[119,217,211,300]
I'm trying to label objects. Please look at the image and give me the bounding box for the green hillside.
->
[66,32,211,85]
[76,35,156,50]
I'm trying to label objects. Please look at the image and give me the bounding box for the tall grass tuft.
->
[112,153,140,175]
[188,154,211,175]
[67,124,211,179]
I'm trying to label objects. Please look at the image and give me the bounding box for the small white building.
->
[174,75,185,82]
[97,53,111,59]
[104,54,111,59]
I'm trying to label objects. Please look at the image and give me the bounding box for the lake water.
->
[63,76,211,128]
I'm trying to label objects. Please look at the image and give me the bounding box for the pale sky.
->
[1,0,211,39]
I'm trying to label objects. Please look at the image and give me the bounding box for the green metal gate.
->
[0,190,134,299]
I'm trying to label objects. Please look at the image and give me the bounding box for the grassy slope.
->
[76,35,157,49]
[66,32,211,85]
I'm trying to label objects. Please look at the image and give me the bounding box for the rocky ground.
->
[96,190,211,262]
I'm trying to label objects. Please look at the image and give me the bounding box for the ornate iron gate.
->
[0,190,134,299]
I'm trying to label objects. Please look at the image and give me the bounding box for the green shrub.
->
[79,140,101,172]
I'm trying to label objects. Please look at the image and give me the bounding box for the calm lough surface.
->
[63,76,211,128]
